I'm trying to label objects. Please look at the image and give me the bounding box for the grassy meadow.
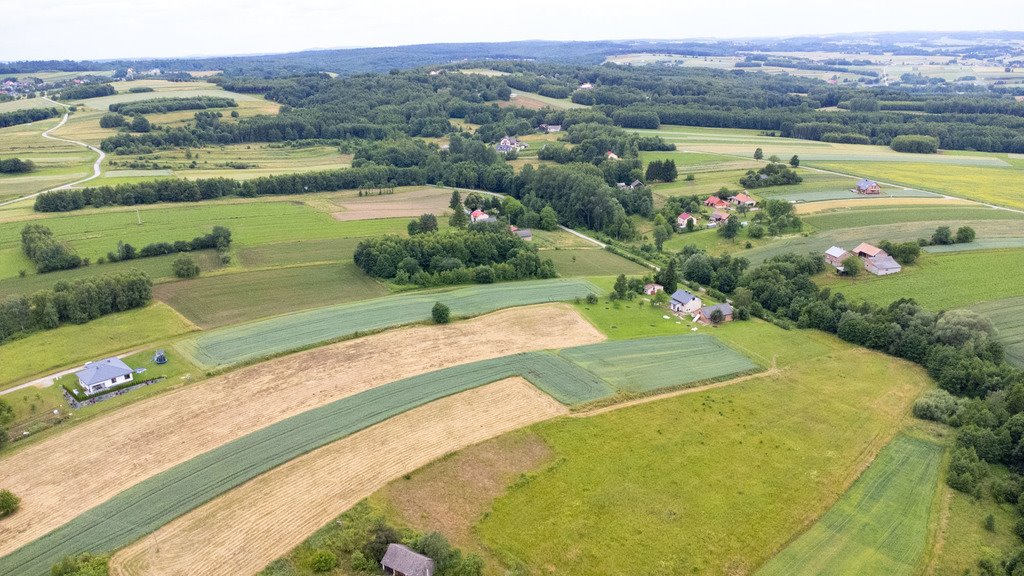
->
[972,296,1024,368]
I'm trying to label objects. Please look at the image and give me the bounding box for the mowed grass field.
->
[0,303,195,391]
[468,333,931,574]
[153,263,387,328]
[810,160,1024,209]
[818,250,1024,310]
[756,434,944,576]
[542,248,650,276]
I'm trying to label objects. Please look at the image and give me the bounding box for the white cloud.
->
[1,0,1022,61]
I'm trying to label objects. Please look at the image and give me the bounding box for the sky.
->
[2,0,1023,61]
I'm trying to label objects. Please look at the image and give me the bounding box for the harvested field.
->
[178,278,599,369]
[109,379,566,576]
[0,305,602,561]
[330,187,452,221]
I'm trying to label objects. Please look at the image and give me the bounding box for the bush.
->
[985,513,996,531]
[956,226,976,244]
[931,226,954,245]
[99,113,126,128]
[432,302,450,324]
[891,134,939,154]
[841,255,862,276]
[307,549,338,573]
[0,158,36,173]
[913,389,960,423]
[0,489,19,517]
[947,446,988,496]
[50,552,110,576]
[172,256,200,279]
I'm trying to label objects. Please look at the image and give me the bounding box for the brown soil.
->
[330,187,453,221]
[0,304,603,556]
[109,378,566,576]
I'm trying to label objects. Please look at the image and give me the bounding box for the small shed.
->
[643,283,664,295]
[855,179,881,194]
[382,543,435,576]
[824,246,852,269]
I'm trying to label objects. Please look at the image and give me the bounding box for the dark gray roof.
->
[867,254,902,271]
[76,357,133,386]
[856,178,877,189]
[701,303,734,316]
[670,290,697,305]
[382,544,435,576]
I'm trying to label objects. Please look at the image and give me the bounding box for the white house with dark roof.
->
[76,357,134,394]
[382,543,434,576]
[669,289,702,314]
[864,254,902,276]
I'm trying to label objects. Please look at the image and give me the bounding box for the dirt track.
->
[0,304,603,557]
[109,378,564,576]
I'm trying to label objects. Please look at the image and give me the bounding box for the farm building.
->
[381,543,435,576]
[514,229,533,241]
[578,82,594,90]
[605,151,620,160]
[469,209,496,224]
[677,212,697,228]
[707,210,730,227]
[728,193,757,207]
[539,123,562,133]
[854,179,881,194]
[704,195,730,209]
[644,283,664,295]
[669,289,702,314]
[852,242,885,258]
[76,357,134,394]
[617,180,643,190]
[864,254,902,276]
[696,303,734,325]
[824,246,852,270]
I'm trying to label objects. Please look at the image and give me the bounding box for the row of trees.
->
[353,224,556,286]
[57,83,115,100]
[21,224,82,273]
[0,106,60,128]
[0,158,35,173]
[106,226,232,263]
[0,269,152,344]
[107,96,237,115]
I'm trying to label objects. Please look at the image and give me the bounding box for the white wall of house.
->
[80,372,134,393]
[670,298,702,315]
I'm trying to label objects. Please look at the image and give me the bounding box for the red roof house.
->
[677,212,697,228]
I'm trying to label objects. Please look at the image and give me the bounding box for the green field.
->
[756,435,944,576]
[177,279,601,368]
[542,248,650,276]
[818,250,1024,310]
[802,206,1024,231]
[474,337,931,575]
[0,303,196,391]
[923,238,1024,253]
[0,335,754,576]
[972,296,1024,367]
[154,262,387,328]
[559,334,757,393]
[810,161,1024,209]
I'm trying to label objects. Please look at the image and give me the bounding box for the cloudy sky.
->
[2,0,1023,61]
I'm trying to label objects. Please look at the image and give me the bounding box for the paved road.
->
[0,97,105,208]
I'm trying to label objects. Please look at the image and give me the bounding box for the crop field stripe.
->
[922,238,1024,253]
[972,296,1024,368]
[755,435,944,576]
[0,334,757,575]
[180,278,600,368]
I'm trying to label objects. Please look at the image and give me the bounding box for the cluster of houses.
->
[468,208,532,240]
[643,284,735,325]
[824,242,902,275]
[676,193,757,229]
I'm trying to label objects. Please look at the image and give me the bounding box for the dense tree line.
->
[57,83,115,100]
[0,107,60,128]
[0,269,152,344]
[353,224,555,286]
[645,159,678,182]
[108,96,237,115]
[890,134,939,153]
[21,224,82,272]
[0,158,35,173]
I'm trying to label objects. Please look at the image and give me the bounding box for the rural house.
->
[578,82,594,90]
[728,192,757,207]
[605,151,620,160]
[669,289,702,314]
[677,212,697,228]
[852,242,884,258]
[496,137,526,153]
[824,246,852,270]
[644,283,664,295]
[854,179,881,194]
[539,123,562,133]
[381,543,435,576]
[76,357,134,394]
[707,210,730,227]
[696,303,734,325]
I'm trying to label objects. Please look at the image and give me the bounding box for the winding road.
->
[0,97,105,208]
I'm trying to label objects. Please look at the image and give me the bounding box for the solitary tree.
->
[449,189,461,210]
[657,258,678,294]
[753,148,764,160]
[449,206,468,228]
[652,214,671,251]
[931,226,954,245]
[789,155,800,167]
[431,302,450,324]
[718,215,741,239]
[841,255,863,276]
[172,256,200,279]
[613,274,629,299]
